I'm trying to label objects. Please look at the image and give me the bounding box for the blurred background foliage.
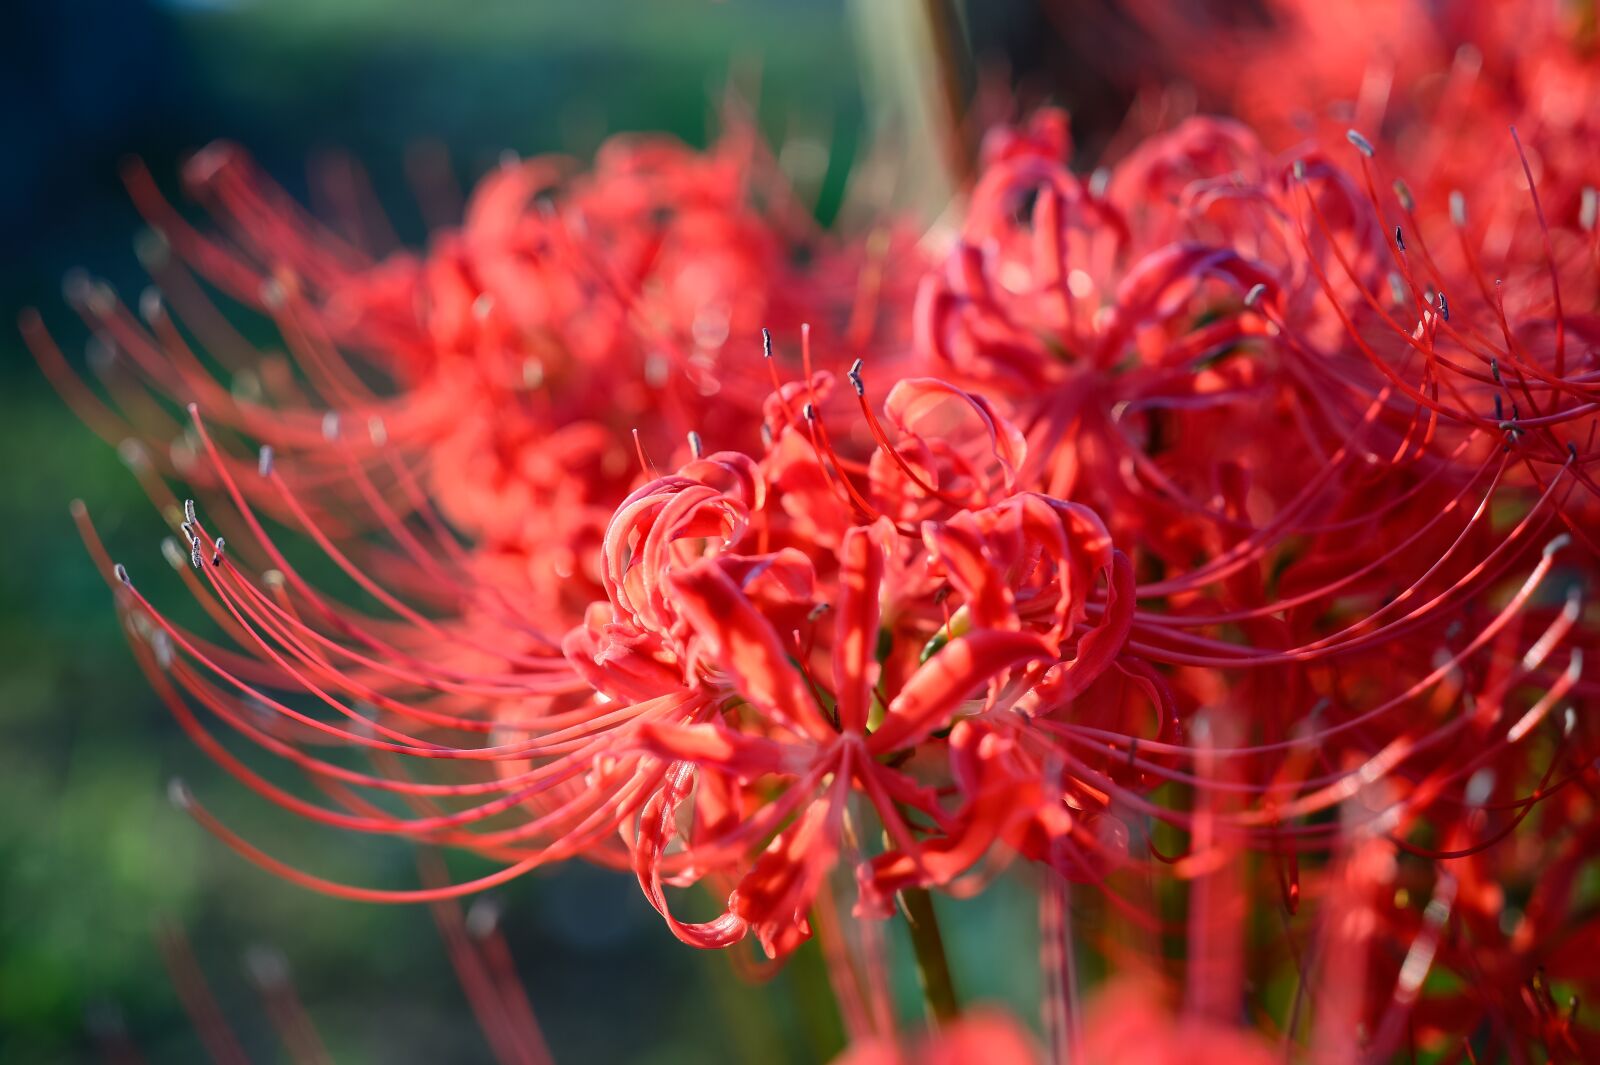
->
[0,1,1085,1061]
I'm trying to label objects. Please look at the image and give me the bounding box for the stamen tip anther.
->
[133,227,170,268]
[139,287,163,324]
[244,945,289,988]
[259,277,286,309]
[466,898,502,940]
[61,268,92,308]
[152,629,174,670]
[1464,768,1495,807]
[1345,129,1376,157]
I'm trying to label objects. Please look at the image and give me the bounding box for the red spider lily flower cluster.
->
[28,10,1600,1058]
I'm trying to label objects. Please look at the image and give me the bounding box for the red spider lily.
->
[30,116,926,636]
[29,40,1600,1059]
[909,104,1600,1057]
[1120,0,1600,227]
[572,363,1139,958]
[24,120,929,893]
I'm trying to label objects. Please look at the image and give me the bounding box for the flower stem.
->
[900,886,960,1023]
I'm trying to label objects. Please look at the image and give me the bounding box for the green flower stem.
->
[900,886,960,1023]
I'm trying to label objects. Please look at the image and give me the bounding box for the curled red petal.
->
[669,559,835,742]
[867,630,1054,755]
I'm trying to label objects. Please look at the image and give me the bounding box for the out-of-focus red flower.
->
[1074,981,1277,1065]
[831,1009,1039,1065]
[1122,0,1600,227]
[830,984,1282,1065]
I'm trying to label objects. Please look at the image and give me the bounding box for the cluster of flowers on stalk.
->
[28,7,1600,1060]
